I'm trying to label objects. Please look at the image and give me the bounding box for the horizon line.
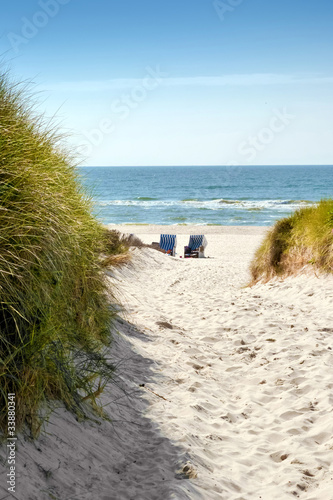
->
[80,164,333,168]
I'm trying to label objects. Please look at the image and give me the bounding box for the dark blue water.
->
[78,165,333,226]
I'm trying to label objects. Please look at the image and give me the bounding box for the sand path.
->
[110,227,333,499]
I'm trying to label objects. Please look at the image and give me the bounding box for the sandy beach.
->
[4,225,333,499]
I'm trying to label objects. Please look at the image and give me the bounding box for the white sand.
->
[2,225,333,499]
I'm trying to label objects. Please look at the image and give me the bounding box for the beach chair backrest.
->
[188,235,207,251]
[160,234,177,255]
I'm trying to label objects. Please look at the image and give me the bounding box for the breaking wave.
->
[98,198,315,211]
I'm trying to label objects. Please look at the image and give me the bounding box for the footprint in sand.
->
[270,452,289,463]
[156,320,174,329]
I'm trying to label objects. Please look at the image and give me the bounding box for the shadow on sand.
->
[1,317,202,500]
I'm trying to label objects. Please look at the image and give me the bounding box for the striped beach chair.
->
[188,235,208,258]
[159,234,177,256]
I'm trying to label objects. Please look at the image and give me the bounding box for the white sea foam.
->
[97,198,315,212]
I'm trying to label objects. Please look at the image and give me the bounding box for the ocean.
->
[79,165,333,226]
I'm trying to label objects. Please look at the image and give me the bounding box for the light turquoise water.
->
[79,165,333,226]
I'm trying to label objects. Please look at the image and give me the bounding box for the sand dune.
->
[2,226,333,499]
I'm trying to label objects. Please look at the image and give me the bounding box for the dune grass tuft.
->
[250,199,333,282]
[0,72,126,435]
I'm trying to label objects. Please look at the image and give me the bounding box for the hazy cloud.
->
[44,73,333,93]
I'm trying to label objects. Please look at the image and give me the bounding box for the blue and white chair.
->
[159,234,177,256]
[188,235,208,258]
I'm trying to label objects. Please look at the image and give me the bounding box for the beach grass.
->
[0,72,127,435]
[251,199,333,281]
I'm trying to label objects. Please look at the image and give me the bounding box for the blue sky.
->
[1,0,333,166]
